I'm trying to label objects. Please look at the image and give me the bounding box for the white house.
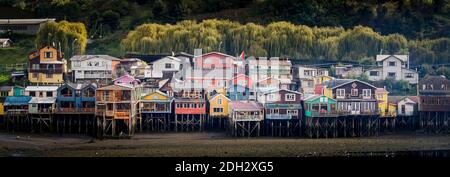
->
[389,96,418,116]
[25,86,58,114]
[335,65,363,78]
[295,65,329,95]
[144,56,183,79]
[366,55,418,84]
[0,38,12,48]
[70,55,121,83]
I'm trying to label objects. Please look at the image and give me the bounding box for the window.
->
[362,89,371,98]
[351,89,358,97]
[46,73,53,78]
[213,108,224,113]
[405,73,414,78]
[103,91,109,100]
[44,52,53,58]
[32,73,38,78]
[46,91,53,97]
[1,91,8,96]
[268,94,276,101]
[401,105,405,114]
[287,110,298,115]
[32,64,39,69]
[29,91,36,97]
[388,72,396,78]
[388,61,396,66]
[165,63,172,69]
[218,98,222,105]
[285,94,296,101]
[369,71,379,76]
[337,89,345,98]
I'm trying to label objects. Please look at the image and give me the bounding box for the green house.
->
[303,95,337,117]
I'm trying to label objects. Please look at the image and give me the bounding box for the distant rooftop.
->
[0,19,55,25]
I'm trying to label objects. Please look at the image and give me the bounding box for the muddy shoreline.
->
[0,132,449,157]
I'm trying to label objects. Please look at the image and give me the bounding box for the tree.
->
[36,20,88,58]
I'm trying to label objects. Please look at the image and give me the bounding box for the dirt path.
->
[0,132,449,157]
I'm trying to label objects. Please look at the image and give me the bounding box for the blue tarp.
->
[4,96,32,106]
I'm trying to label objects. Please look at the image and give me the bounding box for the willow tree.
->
[36,20,87,58]
[337,26,384,61]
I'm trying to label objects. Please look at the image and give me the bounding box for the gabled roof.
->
[113,74,140,83]
[0,19,55,25]
[142,90,170,100]
[325,79,377,89]
[0,38,12,43]
[376,88,389,93]
[61,83,97,91]
[229,101,262,111]
[194,52,236,59]
[419,75,450,85]
[152,56,181,63]
[209,93,230,101]
[376,55,408,62]
[96,84,134,90]
[263,89,302,95]
[70,55,121,61]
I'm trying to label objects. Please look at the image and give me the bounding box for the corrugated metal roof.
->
[29,97,56,104]
[4,96,32,106]
[25,86,58,92]
[0,19,55,25]
[70,55,121,61]
[229,101,262,111]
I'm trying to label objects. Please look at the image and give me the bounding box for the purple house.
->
[113,74,141,86]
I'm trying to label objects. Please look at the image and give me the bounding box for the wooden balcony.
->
[29,68,63,73]
[306,110,339,117]
[115,111,131,119]
[56,107,95,114]
[232,114,263,121]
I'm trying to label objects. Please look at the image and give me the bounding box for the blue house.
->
[226,85,254,101]
[56,83,97,114]
[4,96,32,114]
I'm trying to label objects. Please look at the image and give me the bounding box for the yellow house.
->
[323,87,333,98]
[376,88,396,117]
[0,86,14,116]
[207,87,227,100]
[28,46,65,84]
[209,93,230,117]
[313,75,333,86]
[140,90,173,114]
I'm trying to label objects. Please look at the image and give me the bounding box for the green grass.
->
[0,35,35,65]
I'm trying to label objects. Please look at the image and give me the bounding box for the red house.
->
[194,52,236,69]
[173,89,207,131]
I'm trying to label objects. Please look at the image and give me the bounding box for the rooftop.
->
[0,19,55,25]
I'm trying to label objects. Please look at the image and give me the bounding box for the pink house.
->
[113,74,141,85]
[194,52,236,69]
